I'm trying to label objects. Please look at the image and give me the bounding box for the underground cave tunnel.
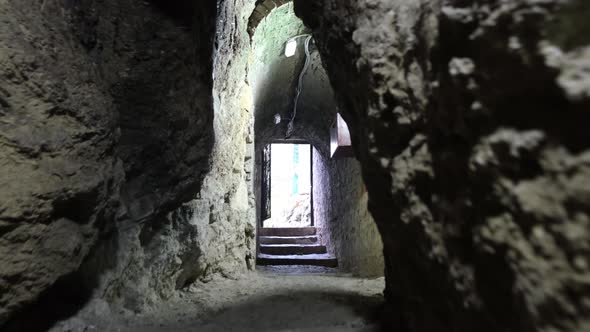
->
[1,0,590,331]
[249,2,384,273]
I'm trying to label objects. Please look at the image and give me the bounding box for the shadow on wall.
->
[2,231,120,332]
[293,0,590,331]
[149,0,196,26]
[0,0,218,329]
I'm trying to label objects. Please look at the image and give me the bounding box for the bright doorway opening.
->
[262,143,313,228]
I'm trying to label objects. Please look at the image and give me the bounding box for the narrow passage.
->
[53,267,385,332]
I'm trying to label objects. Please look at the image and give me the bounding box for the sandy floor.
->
[54,266,386,332]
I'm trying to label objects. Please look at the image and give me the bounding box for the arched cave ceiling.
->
[248,0,292,37]
[248,2,337,155]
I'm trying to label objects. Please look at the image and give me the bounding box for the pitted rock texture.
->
[0,0,222,327]
[0,0,123,325]
[74,0,257,318]
[295,0,590,331]
[80,0,256,320]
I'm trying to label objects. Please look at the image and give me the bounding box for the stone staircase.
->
[257,227,338,267]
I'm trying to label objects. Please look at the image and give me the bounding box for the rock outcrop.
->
[294,0,590,331]
[0,0,255,328]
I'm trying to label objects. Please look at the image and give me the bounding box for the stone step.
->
[260,244,327,255]
[259,227,316,237]
[259,235,318,245]
[257,253,338,268]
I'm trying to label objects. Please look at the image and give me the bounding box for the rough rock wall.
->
[295,0,590,331]
[0,0,255,328]
[0,0,123,322]
[78,0,219,317]
[0,0,205,326]
[70,0,256,317]
[312,149,384,277]
[188,0,257,278]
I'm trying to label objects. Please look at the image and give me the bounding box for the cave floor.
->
[64,266,386,332]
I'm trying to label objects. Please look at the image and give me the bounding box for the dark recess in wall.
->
[1,231,118,332]
[149,0,196,26]
[3,273,96,332]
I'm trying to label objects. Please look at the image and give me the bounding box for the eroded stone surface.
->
[0,0,254,327]
[294,0,590,330]
[3,0,589,330]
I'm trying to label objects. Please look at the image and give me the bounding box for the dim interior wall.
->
[0,0,256,328]
[0,0,212,326]
[295,0,590,331]
[312,148,384,277]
